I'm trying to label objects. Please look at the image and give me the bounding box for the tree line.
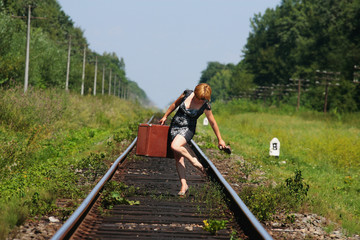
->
[199,0,360,113]
[0,0,149,104]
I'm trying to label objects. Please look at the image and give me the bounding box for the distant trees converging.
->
[0,0,149,105]
[199,0,360,113]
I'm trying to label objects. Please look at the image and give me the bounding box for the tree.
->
[207,69,232,102]
[241,0,360,111]
[0,0,149,103]
[229,62,255,98]
[199,62,232,84]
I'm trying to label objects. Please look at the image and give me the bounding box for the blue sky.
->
[57,0,280,109]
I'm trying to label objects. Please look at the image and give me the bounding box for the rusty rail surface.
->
[52,116,273,240]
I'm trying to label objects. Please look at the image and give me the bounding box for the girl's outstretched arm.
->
[159,92,185,125]
[204,109,226,149]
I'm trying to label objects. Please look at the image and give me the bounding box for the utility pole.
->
[270,84,283,102]
[120,78,123,98]
[65,35,71,91]
[354,65,360,84]
[93,56,98,96]
[119,77,121,98]
[123,82,126,99]
[122,82,124,99]
[81,45,86,95]
[289,78,310,111]
[102,65,105,95]
[125,84,129,99]
[12,5,46,93]
[24,5,31,93]
[113,75,117,96]
[316,70,341,113]
[123,81,126,99]
[254,86,272,104]
[108,69,112,95]
[121,81,124,99]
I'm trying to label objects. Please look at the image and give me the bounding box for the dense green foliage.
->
[0,86,151,238]
[0,0,149,104]
[200,0,360,112]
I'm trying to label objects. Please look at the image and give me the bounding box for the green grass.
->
[0,86,152,239]
[197,99,360,235]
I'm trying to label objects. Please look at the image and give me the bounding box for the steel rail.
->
[52,116,154,240]
[191,139,274,240]
[51,139,137,240]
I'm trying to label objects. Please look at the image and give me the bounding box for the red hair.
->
[194,83,211,101]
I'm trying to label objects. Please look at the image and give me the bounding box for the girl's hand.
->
[218,139,231,154]
[159,116,167,125]
[218,139,226,149]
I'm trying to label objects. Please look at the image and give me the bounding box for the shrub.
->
[23,191,56,216]
[240,185,279,221]
[0,198,29,239]
[285,169,309,202]
[0,86,67,131]
[76,152,107,182]
[240,170,310,221]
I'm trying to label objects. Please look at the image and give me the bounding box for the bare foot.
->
[178,185,189,196]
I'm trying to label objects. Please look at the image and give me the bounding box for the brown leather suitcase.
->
[136,124,173,158]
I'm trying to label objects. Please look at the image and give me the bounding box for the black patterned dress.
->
[169,90,211,143]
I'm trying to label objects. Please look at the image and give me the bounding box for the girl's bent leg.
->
[184,144,205,174]
[171,135,205,174]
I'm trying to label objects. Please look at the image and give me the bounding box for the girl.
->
[159,83,227,196]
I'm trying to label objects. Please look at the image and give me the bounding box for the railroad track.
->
[52,118,273,240]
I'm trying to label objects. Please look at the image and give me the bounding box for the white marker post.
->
[269,138,280,157]
[203,117,209,126]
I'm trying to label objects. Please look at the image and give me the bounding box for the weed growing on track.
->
[203,219,228,235]
[99,181,140,213]
[191,181,229,218]
[0,87,151,238]
[196,98,360,235]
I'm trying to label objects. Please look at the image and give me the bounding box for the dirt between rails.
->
[8,145,360,240]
